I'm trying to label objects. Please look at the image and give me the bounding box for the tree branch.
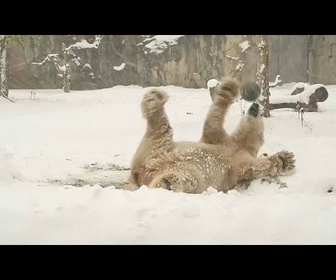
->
[1,92,15,102]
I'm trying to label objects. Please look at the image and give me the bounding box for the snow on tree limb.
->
[0,36,8,97]
[0,92,15,102]
[141,35,184,54]
[225,55,240,60]
[207,79,220,89]
[269,83,328,112]
[65,35,103,51]
[256,35,270,117]
[239,40,251,52]
[31,54,58,66]
[269,75,282,88]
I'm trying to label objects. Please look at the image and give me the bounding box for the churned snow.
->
[1,83,336,244]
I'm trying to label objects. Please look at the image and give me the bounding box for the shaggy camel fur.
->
[128,77,295,193]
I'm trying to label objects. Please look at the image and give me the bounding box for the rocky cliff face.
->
[137,35,229,88]
[308,35,336,85]
[8,35,261,90]
[8,35,332,91]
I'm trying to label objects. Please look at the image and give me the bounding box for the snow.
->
[113,63,126,71]
[31,54,58,66]
[207,78,219,89]
[288,82,310,93]
[143,35,184,54]
[225,55,239,60]
[83,63,92,70]
[270,83,326,104]
[58,64,66,72]
[239,40,250,52]
[269,75,282,87]
[66,35,103,50]
[0,38,6,83]
[259,63,265,74]
[235,62,244,72]
[69,40,95,49]
[1,84,336,245]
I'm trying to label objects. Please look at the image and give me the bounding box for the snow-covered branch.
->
[256,35,270,117]
[269,83,328,112]
[31,54,58,66]
[141,35,184,54]
[0,36,8,97]
[32,53,68,77]
[269,75,282,88]
[0,92,15,102]
[66,35,103,51]
[239,40,251,52]
[226,36,253,79]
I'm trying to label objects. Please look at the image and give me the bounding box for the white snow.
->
[31,54,58,66]
[269,74,282,87]
[67,35,103,50]
[113,62,126,71]
[289,82,310,93]
[270,83,326,104]
[235,62,244,72]
[58,64,66,72]
[72,57,81,67]
[69,40,95,49]
[83,63,92,70]
[0,38,7,87]
[259,64,266,74]
[1,84,336,245]
[143,35,184,54]
[225,55,239,60]
[239,40,250,52]
[207,79,219,89]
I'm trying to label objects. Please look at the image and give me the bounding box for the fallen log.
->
[269,83,328,112]
[1,92,15,103]
[269,101,318,112]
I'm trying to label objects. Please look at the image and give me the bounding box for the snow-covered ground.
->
[1,83,336,245]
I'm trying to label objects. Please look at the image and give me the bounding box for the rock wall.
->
[269,35,308,83]
[308,35,336,85]
[7,35,336,90]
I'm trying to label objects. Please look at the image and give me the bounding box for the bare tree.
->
[225,35,253,82]
[31,41,72,93]
[61,43,70,93]
[0,35,23,100]
[0,35,9,97]
[256,35,270,118]
[31,36,103,93]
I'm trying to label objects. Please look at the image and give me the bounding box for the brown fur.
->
[128,77,295,193]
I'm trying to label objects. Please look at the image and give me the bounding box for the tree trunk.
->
[0,35,8,97]
[269,84,328,112]
[63,65,70,93]
[256,35,270,118]
[269,101,318,112]
[62,42,70,93]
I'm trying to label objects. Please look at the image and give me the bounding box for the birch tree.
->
[60,43,70,93]
[256,35,270,118]
[0,35,9,97]
[0,35,24,98]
